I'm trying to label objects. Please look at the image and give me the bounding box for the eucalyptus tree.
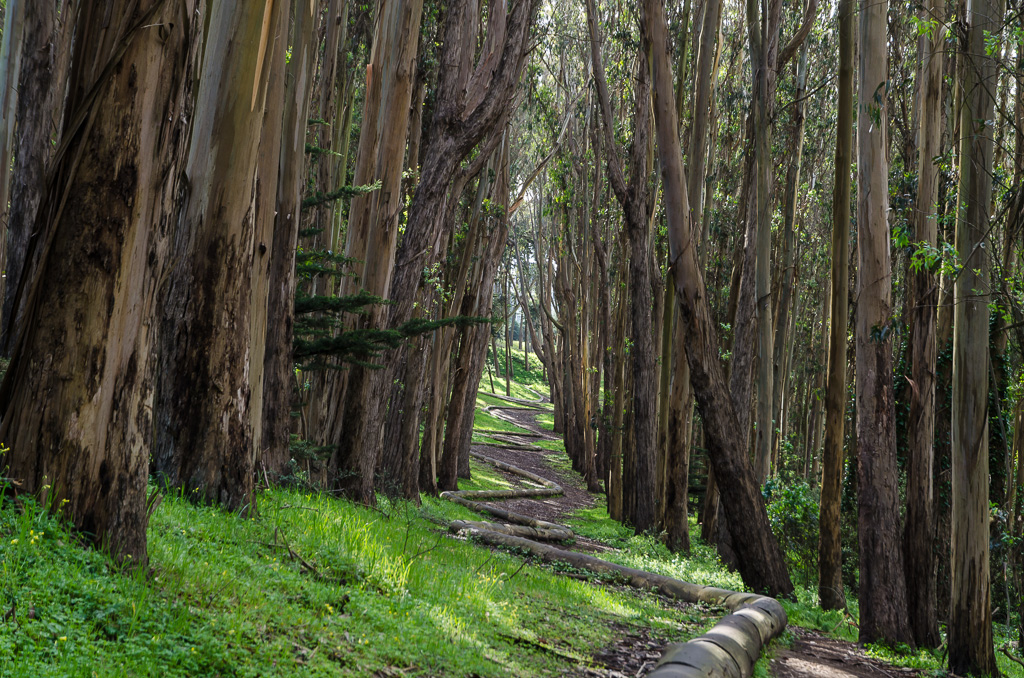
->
[333,0,540,502]
[854,0,914,646]
[0,0,74,353]
[584,0,658,532]
[902,0,944,648]
[817,0,853,613]
[154,1,284,511]
[643,0,794,599]
[0,0,199,561]
[948,0,1003,671]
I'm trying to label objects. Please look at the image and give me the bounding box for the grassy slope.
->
[0,344,735,677]
[2,482,720,677]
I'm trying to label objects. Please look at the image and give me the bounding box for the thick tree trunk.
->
[644,0,794,598]
[154,2,279,511]
[855,0,914,646]
[817,0,853,612]
[948,0,1002,672]
[0,0,197,561]
[902,0,943,649]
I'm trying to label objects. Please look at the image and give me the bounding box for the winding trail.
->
[442,392,788,678]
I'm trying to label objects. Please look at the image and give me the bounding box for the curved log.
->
[447,403,787,678]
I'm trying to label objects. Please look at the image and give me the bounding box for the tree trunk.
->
[902,0,943,649]
[340,0,538,501]
[818,0,853,612]
[644,0,794,598]
[855,0,914,646]
[749,0,775,484]
[154,1,280,511]
[772,34,809,456]
[1,1,74,355]
[584,0,656,534]
[330,0,425,503]
[948,0,1002,671]
[0,0,197,561]
[260,0,317,479]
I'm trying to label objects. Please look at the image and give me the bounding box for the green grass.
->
[482,344,549,400]
[564,505,745,594]
[1,481,713,677]
[472,407,532,436]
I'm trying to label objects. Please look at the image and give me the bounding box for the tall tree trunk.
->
[584,0,656,533]
[644,0,794,598]
[261,0,317,479]
[749,0,775,484]
[855,0,914,646]
[330,0,425,503]
[902,0,943,649]
[772,33,809,454]
[948,0,1002,671]
[0,0,197,561]
[154,1,280,511]
[818,0,853,612]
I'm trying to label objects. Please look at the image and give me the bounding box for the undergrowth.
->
[0,479,708,677]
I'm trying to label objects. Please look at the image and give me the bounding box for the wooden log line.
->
[446,422,787,678]
[473,428,549,438]
[485,389,549,406]
[460,526,787,678]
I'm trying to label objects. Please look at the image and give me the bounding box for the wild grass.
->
[0,478,710,677]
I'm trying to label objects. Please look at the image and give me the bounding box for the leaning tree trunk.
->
[855,0,914,647]
[902,0,943,649]
[948,0,1002,672]
[644,0,794,599]
[154,1,280,511]
[818,0,853,613]
[0,0,198,561]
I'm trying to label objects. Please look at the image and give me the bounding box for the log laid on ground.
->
[485,391,549,406]
[468,451,562,490]
[458,526,787,678]
[473,428,549,438]
[443,494,570,533]
[453,408,785,678]
[449,519,573,541]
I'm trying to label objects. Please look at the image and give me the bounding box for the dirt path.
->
[770,628,922,678]
[468,403,708,675]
